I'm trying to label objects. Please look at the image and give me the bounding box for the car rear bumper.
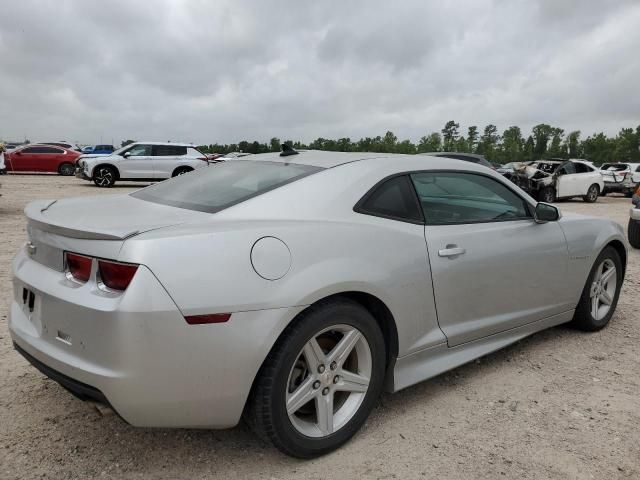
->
[631,207,640,221]
[9,247,304,428]
[603,180,634,191]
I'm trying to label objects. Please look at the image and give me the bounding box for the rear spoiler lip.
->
[25,200,139,241]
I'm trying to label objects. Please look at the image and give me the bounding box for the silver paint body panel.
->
[9,152,627,428]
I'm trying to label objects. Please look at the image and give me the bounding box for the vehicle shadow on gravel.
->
[27,325,576,475]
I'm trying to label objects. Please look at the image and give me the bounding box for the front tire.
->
[92,166,117,187]
[247,299,386,458]
[538,186,556,203]
[583,184,599,203]
[571,246,623,331]
[628,218,640,249]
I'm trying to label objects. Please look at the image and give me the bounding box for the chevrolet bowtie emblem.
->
[27,242,37,256]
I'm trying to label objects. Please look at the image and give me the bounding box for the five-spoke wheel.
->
[248,298,385,458]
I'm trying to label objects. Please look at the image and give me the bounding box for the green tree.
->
[532,124,553,158]
[566,131,581,158]
[382,131,398,152]
[441,120,460,151]
[500,126,524,162]
[269,137,281,152]
[417,132,442,153]
[121,139,135,148]
[477,124,500,159]
[547,128,565,158]
[467,126,479,153]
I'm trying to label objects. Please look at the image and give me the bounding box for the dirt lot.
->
[0,174,638,480]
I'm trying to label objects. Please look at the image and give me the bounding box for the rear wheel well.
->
[92,163,119,179]
[320,292,399,370]
[172,165,193,177]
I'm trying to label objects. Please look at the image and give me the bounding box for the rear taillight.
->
[66,252,92,283]
[98,260,139,291]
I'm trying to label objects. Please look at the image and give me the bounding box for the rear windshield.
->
[131,160,322,213]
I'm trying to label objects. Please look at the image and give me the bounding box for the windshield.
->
[131,160,322,213]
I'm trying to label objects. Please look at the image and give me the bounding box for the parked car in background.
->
[600,163,640,197]
[420,152,494,169]
[629,185,640,248]
[9,150,626,457]
[4,144,80,175]
[0,144,6,174]
[37,141,81,151]
[81,144,115,155]
[76,141,208,187]
[497,162,517,178]
[509,160,603,203]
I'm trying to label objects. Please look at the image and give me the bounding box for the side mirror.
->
[535,202,561,223]
[123,151,132,158]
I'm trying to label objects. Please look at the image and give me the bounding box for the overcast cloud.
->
[1,0,639,145]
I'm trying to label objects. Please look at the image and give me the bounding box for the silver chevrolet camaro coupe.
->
[9,150,626,457]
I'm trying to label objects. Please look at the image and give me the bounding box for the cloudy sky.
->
[1,0,639,146]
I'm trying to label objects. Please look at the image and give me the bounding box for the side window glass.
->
[153,145,187,156]
[126,145,152,156]
[558,162,576,175]
[356,175,423,223]
[410,172,531,225]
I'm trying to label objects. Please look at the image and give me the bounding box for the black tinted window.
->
[153,145,187,156]
[132,161,321,213]
[357,175,423,223]
[573,162,593,173]
[411,172,530,225]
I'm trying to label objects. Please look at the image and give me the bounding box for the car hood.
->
[25,194,211,240]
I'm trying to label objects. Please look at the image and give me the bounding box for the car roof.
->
[238,150,496,172]
[133,141,196,147]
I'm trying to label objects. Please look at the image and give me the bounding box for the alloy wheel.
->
[95,168,113,187]
[286,324,372,438]
[588,186,598,202]
[589,258,616,321]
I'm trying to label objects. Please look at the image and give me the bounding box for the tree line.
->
[128,121,640,166]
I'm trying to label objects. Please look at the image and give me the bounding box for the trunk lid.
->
[24,194,211,271]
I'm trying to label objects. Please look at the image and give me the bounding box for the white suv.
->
[76,142,208,187]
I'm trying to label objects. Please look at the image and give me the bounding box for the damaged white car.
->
[509,160,604,203]
[600,163,640,197]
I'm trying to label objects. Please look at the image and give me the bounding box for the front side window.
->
[125,144,152,156]
[410,171,531,225]
[131,160,321,213]
[355,175,423,223]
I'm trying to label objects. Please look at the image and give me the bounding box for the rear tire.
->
[93,166,117,187]
[628,218,640,249]
[247,299,386,458]
[583,184,599,203]
[58,162,75,176]
[571,246,622,331]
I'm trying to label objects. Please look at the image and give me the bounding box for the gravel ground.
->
[1,174,638,480]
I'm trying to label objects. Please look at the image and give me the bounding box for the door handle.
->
[438,245,466,258]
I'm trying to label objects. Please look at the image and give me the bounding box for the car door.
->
[38,146,66,172]
[120,144,154,178]
[410,171,571,347]
[555,162,583,197]
[8,147,37,171]
[151,145,187,179]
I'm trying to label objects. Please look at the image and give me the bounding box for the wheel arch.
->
[244,290,400,415]
[171,165,194,177]
[605,239,627,276]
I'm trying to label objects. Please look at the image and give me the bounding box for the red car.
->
[5,144,81,175]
